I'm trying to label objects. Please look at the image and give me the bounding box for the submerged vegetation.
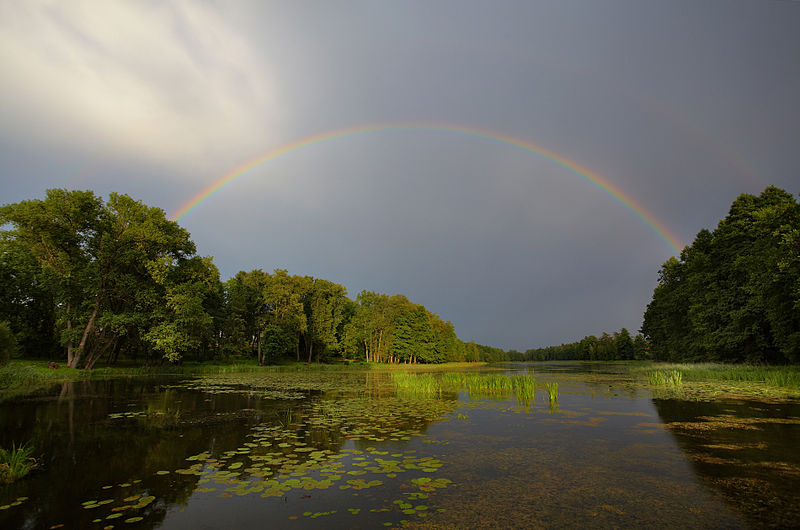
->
[0,443,37,484]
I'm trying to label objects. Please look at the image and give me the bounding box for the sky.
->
[1,0,798,351]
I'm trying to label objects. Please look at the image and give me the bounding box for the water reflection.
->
[653,397,800,528]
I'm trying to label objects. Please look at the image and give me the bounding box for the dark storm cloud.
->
[1,0,798,350]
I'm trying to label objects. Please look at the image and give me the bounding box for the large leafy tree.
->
[0,190,196,368]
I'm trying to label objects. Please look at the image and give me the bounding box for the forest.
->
[0,189,512,368]
[2,186,798,368]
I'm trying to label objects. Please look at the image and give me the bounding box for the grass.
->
[627,362,800,399]
[634,363,800,388]
[513,375,536,408]
[465,374,514,394]
[545,382,559,406]
[391,371,539,409]
[391,372,441,396]
[0,442,37,483]
[648,370,683,387]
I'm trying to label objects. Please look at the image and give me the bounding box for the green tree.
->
[1,190,195,368]
[305,278,347,362]
[615,328,634,360]
[642,186,800,363]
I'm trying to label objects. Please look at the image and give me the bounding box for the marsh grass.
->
[513,375,536,408]
[635,363,800,390]
[0,442,37,483]
[545,382,559,405]
[390,371,538,407]
[465,374,513,394]
[391,372,441,396]
[648,370,683,387]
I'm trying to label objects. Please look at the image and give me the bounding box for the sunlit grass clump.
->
[545,382,559,406]
[391,372,441,396]
[392,371,538,407]
[465,374,513,394]
[513,375,536,407]
[0,442,37,483]
[648,370,683,387]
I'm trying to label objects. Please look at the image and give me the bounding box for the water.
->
[1,363,798,528]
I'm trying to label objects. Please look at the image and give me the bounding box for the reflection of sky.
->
[2,1,799,349]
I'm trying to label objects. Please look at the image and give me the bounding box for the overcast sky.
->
[1,1,798,350]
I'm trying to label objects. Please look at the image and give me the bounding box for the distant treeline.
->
[523,328,649,361]
[0,189,507,368]
[642,186,800,363]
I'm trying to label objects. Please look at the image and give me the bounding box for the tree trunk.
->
[66,313,74,367]
[84,335,117,370]
[68,299,100,369]
[307,341,313,363]
[257,329,264,365]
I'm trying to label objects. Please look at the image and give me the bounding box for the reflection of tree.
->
[652,398,800,528]
[0,373,458,529]
[0,378,263,529]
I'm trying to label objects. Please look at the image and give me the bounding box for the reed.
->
[513,375,536,408]
[545,382,559,405]
[0,442,37,483]
[390,372,441,396]
[465,374,513,394]
[648,370,683,387]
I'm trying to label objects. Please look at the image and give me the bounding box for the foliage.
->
[642,187,800,363]
[647,370,683,387]
[524,327,649,361]
[0,189,202,367]
[0,321,16,365]
[0,442,37,483]
[1,189,523,367]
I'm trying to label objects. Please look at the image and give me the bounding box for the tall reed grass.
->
[648,370,683,387]
[0,442,37,483]
[545,382,559,406]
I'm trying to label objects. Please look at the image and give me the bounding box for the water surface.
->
[1,363,798,528]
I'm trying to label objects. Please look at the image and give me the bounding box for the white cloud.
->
[0,0,283,174]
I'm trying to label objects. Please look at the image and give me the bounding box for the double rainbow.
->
[171,123,682,255]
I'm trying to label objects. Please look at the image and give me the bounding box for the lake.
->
[1,362,798,528]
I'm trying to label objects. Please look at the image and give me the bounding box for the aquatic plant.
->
[648,370,683,387]
[391,372,441,396]
[513,375,536,408]
[0,442,37,483]
[440,372,467,388]
[545,382,559,405]
[465,374,513,394]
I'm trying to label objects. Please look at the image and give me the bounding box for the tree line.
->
[0,189,509,367]
[523,328,649,361]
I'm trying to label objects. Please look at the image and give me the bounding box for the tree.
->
[305,279,347,362]
[616,328,634,360]
[642,186,800,363]
[0,190,196,368]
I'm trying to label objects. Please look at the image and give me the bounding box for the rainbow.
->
[171,123,683,255]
